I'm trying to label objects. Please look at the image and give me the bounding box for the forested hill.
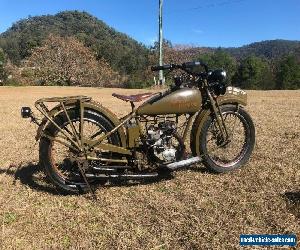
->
[224,40,300,60]
[0,11,149,74]
[1,11,299,67]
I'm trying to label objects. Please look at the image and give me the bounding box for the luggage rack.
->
[33,96,93,151]
[34,95,91,117]
[35,95,91,104]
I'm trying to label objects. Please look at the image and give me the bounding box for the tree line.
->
[0,11,299,89]
[197,48,300,90]
[0,36,300,90]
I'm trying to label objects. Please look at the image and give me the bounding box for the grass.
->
[0,86,299,249]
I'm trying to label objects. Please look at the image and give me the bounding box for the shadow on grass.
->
[283,191,300,220]
[0,163,63,195]
[104,169,174,188]
[0,162,210,196]
[0,163,179,195]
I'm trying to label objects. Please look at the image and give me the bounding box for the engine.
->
[146,121,184,163]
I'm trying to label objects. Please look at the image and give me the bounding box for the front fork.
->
[205,86,229,144]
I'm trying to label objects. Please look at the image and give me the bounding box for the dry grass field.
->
[0,86,299,249]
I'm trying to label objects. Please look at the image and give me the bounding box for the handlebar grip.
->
[151,64,173,71]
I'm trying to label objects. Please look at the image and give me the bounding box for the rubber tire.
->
[199,105,255,173]
[39,108,121,194]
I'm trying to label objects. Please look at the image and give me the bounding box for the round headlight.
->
[220,70,226,80]
[208,69,227,83]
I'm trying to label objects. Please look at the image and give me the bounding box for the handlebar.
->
[151,61,209,74]
[151,64,173,71]
[182,61,209,73]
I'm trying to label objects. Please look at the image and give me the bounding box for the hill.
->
[224,39,300,60]
[170,40,300,62]
[1,11,299,67]
[0,11,149,75]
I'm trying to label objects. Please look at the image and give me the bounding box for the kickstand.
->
[77,161,97,200]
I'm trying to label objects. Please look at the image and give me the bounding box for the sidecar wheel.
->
[39,108,121,194]
[199,105,255,173]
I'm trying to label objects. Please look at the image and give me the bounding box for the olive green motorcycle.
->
[21,61,255,194]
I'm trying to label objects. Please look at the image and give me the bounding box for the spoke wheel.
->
[39,108,121,193]
[199,105,255,173]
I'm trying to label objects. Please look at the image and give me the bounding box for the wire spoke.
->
[206,111,247,167]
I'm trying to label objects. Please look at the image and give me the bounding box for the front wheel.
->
[199,105,255,173]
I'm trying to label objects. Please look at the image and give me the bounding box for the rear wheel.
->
[39,108,121,193]
[199,105,255,173]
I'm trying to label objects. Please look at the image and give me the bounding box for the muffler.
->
[166,156,201,171]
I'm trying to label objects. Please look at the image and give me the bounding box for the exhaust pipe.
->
[85,172,159,180]
[166,156,201,171]
[92,165,131,172]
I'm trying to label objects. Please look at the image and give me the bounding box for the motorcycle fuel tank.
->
[137,88,202,115]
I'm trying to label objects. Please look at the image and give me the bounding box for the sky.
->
[0,0,299,47]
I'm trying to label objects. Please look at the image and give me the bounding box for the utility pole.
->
[158,0,164,85]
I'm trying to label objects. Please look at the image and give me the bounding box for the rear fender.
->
[35,100,127,147]
[190,87,247,156]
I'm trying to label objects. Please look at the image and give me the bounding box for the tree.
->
[233,55,274,89]
[25,34,120,86]
[275,55,300,90]
[0,48,5,83]
[0,50,20,86]
[294,46,300,62]
[197,49,237,83]
[2,60,23,85]
[151,40,212,66]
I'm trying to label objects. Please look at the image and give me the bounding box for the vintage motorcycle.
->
[21,61,255,194]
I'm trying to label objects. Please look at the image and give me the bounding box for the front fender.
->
[218,86,247,106]
[190,87,247,156]
[35,100,127,147]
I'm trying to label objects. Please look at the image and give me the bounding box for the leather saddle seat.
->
[112,92,157,102]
